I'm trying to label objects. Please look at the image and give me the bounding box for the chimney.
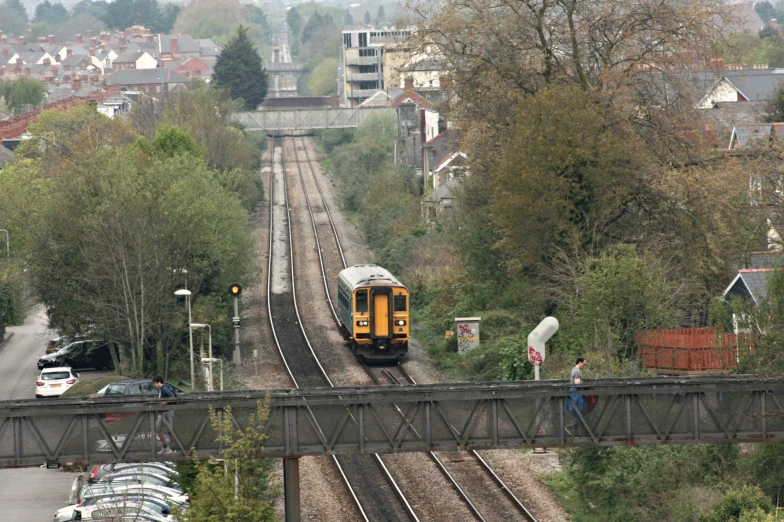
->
[71,79,81,90]
[48,34,55,45]
[99,42,105,50]
[37,36,46,43]
[171,37,178,55]
[90,37,98,46]
[23,67,31,76]
[15,57,22,65]
[51,66,58,76]
[120,45,126,54]
[404,76,414,90]
[13,64,21,74]
[66,48,72,57]
[76,34,83,43]
[18,36,25,45]
[86,30,93,38]
[43,57,50,65]
[63,73,71,82]
[100,33,110,43]
[146,35,154,44]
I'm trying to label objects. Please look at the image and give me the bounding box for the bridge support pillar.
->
[284,457,301,522]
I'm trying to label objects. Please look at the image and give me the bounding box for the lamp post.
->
[0,229,8,257]
[191,323,213,391]
[175,289,194,392]
[202,357,223,391]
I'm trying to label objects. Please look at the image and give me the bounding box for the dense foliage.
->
[212,26,269,110]
[0,98,261,378]
[0,78,47,113]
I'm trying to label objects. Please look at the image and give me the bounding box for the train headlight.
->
[396,320,406,326]
[357,320,368,327]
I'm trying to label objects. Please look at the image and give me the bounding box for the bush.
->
[699,485,773,522]
[0,264,24,326]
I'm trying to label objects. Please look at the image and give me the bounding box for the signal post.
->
[230,284,242,365]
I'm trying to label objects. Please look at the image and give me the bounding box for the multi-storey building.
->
[341,28,413,107]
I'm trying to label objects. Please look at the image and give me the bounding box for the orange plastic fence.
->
[636,327,745,371]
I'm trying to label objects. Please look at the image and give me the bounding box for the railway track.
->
[291,134,539,522]
[267,133,419,522]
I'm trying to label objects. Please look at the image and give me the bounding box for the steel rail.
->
[298,135,347,269]
[267,134,366,521]
[398,365,538,522]
[364,361,539,522]
[286,136,420,522]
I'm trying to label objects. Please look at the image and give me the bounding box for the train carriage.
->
[337,265,409,361]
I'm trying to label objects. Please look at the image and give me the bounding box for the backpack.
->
[585,394,599,413]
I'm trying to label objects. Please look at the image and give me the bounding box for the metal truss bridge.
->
[0,375,781,469]
[233,107,394,133]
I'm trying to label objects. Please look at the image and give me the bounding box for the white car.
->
[73,498,173,521]
[78,483,188,506]
[36,367,79,398]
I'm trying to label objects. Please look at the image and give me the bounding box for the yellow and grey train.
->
[337,264,409,360]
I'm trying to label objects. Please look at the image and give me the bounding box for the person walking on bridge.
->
[566,358,587,434]
[153,376,177,455]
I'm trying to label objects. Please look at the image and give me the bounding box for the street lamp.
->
[0,229,8,257]
[191,323,213,391]
[202,357,223,391]
[175,289,194,393]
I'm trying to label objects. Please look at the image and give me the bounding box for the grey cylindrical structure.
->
[233,297,241,365]
[284,457,301,522]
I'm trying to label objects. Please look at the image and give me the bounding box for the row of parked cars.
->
[54,461,187,521]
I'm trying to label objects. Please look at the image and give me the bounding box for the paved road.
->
[0,304,80,521]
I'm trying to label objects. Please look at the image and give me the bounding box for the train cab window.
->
[356,290,368,313]
[394,295,407,312]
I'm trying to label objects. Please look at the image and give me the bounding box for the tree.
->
[0,0,28,34]
[364,10,371,24]
[755,1,779,24]
[212,26,268,110]
[286,7,303,38]
[343,11,353,26]
[102,0,169,32]
[51,13,106,39]
[308,57,338,96]
[765,83,784,122]
[699,485,773,522]
[173,0,249,42]
[0,78,47,112]
[0,96,9,120]
[33,1,69,25]
[178,401,278,522]
[73,0,109,19]
[375,5,385,23]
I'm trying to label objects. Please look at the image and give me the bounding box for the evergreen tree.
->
[301,12,323,44]
[6,0,28,23]
[376,5,386,23]
[344,10,353,26]
[212,26,268,110]
[364,10,371,24]
[286,7,302,38]
[33,1,69,25]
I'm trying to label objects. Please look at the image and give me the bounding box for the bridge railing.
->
[0,376,782,468]
[233,107,394,132]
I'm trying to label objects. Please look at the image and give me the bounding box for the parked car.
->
[38,340,114,370]
[87,462,177,484]
[90,463,178,484]
[92,379,185,424]
[55,490,185,522]
[77,483,188,506]
[102,470,181,490]
[72,499,172,521]
[36,367,79,398]
[93,379,185,398]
